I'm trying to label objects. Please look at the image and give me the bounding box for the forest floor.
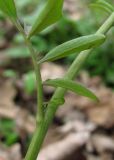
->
[1,62,114,160]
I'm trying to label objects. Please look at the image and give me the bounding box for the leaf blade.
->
[28,0,64,38]
[98,0,114,12]
[39,34,105,63]
[0,0,17,21]
[90,0,114,14]
[44,78,99,101]
[90,3,112,14]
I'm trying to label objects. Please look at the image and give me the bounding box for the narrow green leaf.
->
[90,0,114,14]
[44,78,99,101]
[39,34,105,63]
[0,0,17,21]
[98,0,114,12]
[90,4,112,14]
[28,0,64,38]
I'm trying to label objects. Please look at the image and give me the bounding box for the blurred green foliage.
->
[23,71,36,95]
[0,119,19,146]
[0,0,114,89]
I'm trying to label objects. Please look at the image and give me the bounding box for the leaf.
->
[98,0,114,11]
[39,34,105,63]
[5,47,30,58]
[90,4,111,14]
[24,71,36,95]
[90,0,114,14]
[6,132,19,146]
[44,78,99,101]
[28,0,64,38]
[0,119,19,146]
[3,69,17,78]
[0,0,17,21]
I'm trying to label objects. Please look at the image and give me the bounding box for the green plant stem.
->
[24,13,114,160]
[25,39,44,122]
[14,20,44,121]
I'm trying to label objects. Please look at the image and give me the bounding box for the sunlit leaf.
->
[98,0,114,11]
[28,0,64,38]
[44,78,99,101]
[39,34,105,63]
[90,0,114,14]
[0,0,17,21]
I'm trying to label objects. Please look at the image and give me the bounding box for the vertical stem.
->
[14,21,44,121]
[24,13,114,160]
[25,39,44,121]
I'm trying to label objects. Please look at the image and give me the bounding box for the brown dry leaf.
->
[91,134,114,153]
[64,0,86,20]
[41,62,66,93]
[59,120,96,134]
[0,144,22,160]
[0,80,18,119]
[15,109,35,134]
[0,79,35,133]
[85,86,114,128]
[41,62,66,81]
[38,132,89,160]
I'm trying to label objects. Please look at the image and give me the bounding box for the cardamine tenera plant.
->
[0,0,114,160]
